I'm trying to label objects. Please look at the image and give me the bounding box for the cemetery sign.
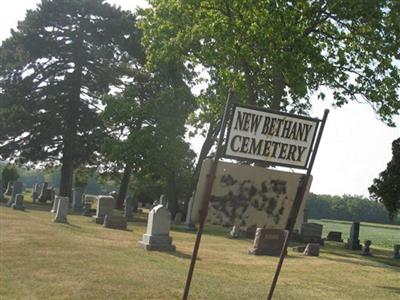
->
[225,104,319,168]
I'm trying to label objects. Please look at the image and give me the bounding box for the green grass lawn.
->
[311,219,400,250]
[0,196,399,300]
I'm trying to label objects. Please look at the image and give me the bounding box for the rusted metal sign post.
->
[182,90,329,300]
[182,90,234,300]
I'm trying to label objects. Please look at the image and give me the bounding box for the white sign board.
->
[192,160,312,230]
[225,105,319,168]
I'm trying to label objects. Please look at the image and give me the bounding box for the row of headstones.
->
[48,192,177,251]
[233,221,400,259]
[2,181,55,205]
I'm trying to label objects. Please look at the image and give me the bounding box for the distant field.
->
[310,219,400,250]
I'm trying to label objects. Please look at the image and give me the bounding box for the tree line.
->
[1,0,399,218]
[306,193,399,225]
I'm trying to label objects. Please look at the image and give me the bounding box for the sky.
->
[0,0,399,197]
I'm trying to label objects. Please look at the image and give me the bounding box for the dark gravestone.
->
[345,222,362,250]
[303,243,320,256]
[245,225,257,239]
[361,240,372,256]
[393,245,400,259]
[249,228,288,256]
[103,214,127,230]
[12,194,25,211]
[300,223,323,245]
[7,181,23,207]
[38,182,49,202]
[326,231,343,242]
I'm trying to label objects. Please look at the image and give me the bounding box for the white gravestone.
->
[12,194,25,210]
[93,196,114,224]
[138,204,176,252]
[53,197,69,224]
[51,196,60,213]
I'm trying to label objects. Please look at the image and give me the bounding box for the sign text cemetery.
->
[225,105,319,168]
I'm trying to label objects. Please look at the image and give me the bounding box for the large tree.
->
[140,0,400,184]
[101,62,196,212]
[369,138,400,219]
[0,0,141,198]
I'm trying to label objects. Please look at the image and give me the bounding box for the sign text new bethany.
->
[225,105,319,168]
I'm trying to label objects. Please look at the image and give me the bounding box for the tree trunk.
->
[272,68,285,110]
[58,31,83,200]
[183,120,220,217]
[59,152,74,199]
[116,162,133,209]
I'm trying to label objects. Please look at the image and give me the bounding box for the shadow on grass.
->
[321,245,400,269]
[163,250,194,260]
[377,286,400,294]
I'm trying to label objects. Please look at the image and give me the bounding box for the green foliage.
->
[141,0,400,129]
[74,167,93,188]
[101,46,196,210]
[1,164,19,187]
[369,138,400,219]
[0,0,141,196]
[307,193,399,224]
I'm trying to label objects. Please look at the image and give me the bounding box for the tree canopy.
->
[141,0,400,121]
[369,137,400,219]
[101,59,196,211]
[0,0,141,197]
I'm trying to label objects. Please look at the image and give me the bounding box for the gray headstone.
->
[93,196,114,224]
[7,181,23,207]
[138,204,176,252]
[124,195,134,221]
[345,222,362,250]
[72,187,84,212]
[300,223,323,244]
[53,197,69,224]
[249,228,288,256]
[303,243,320,256]
[51,196,60,213]
[103,214,127,230]
[11,194,25,211]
